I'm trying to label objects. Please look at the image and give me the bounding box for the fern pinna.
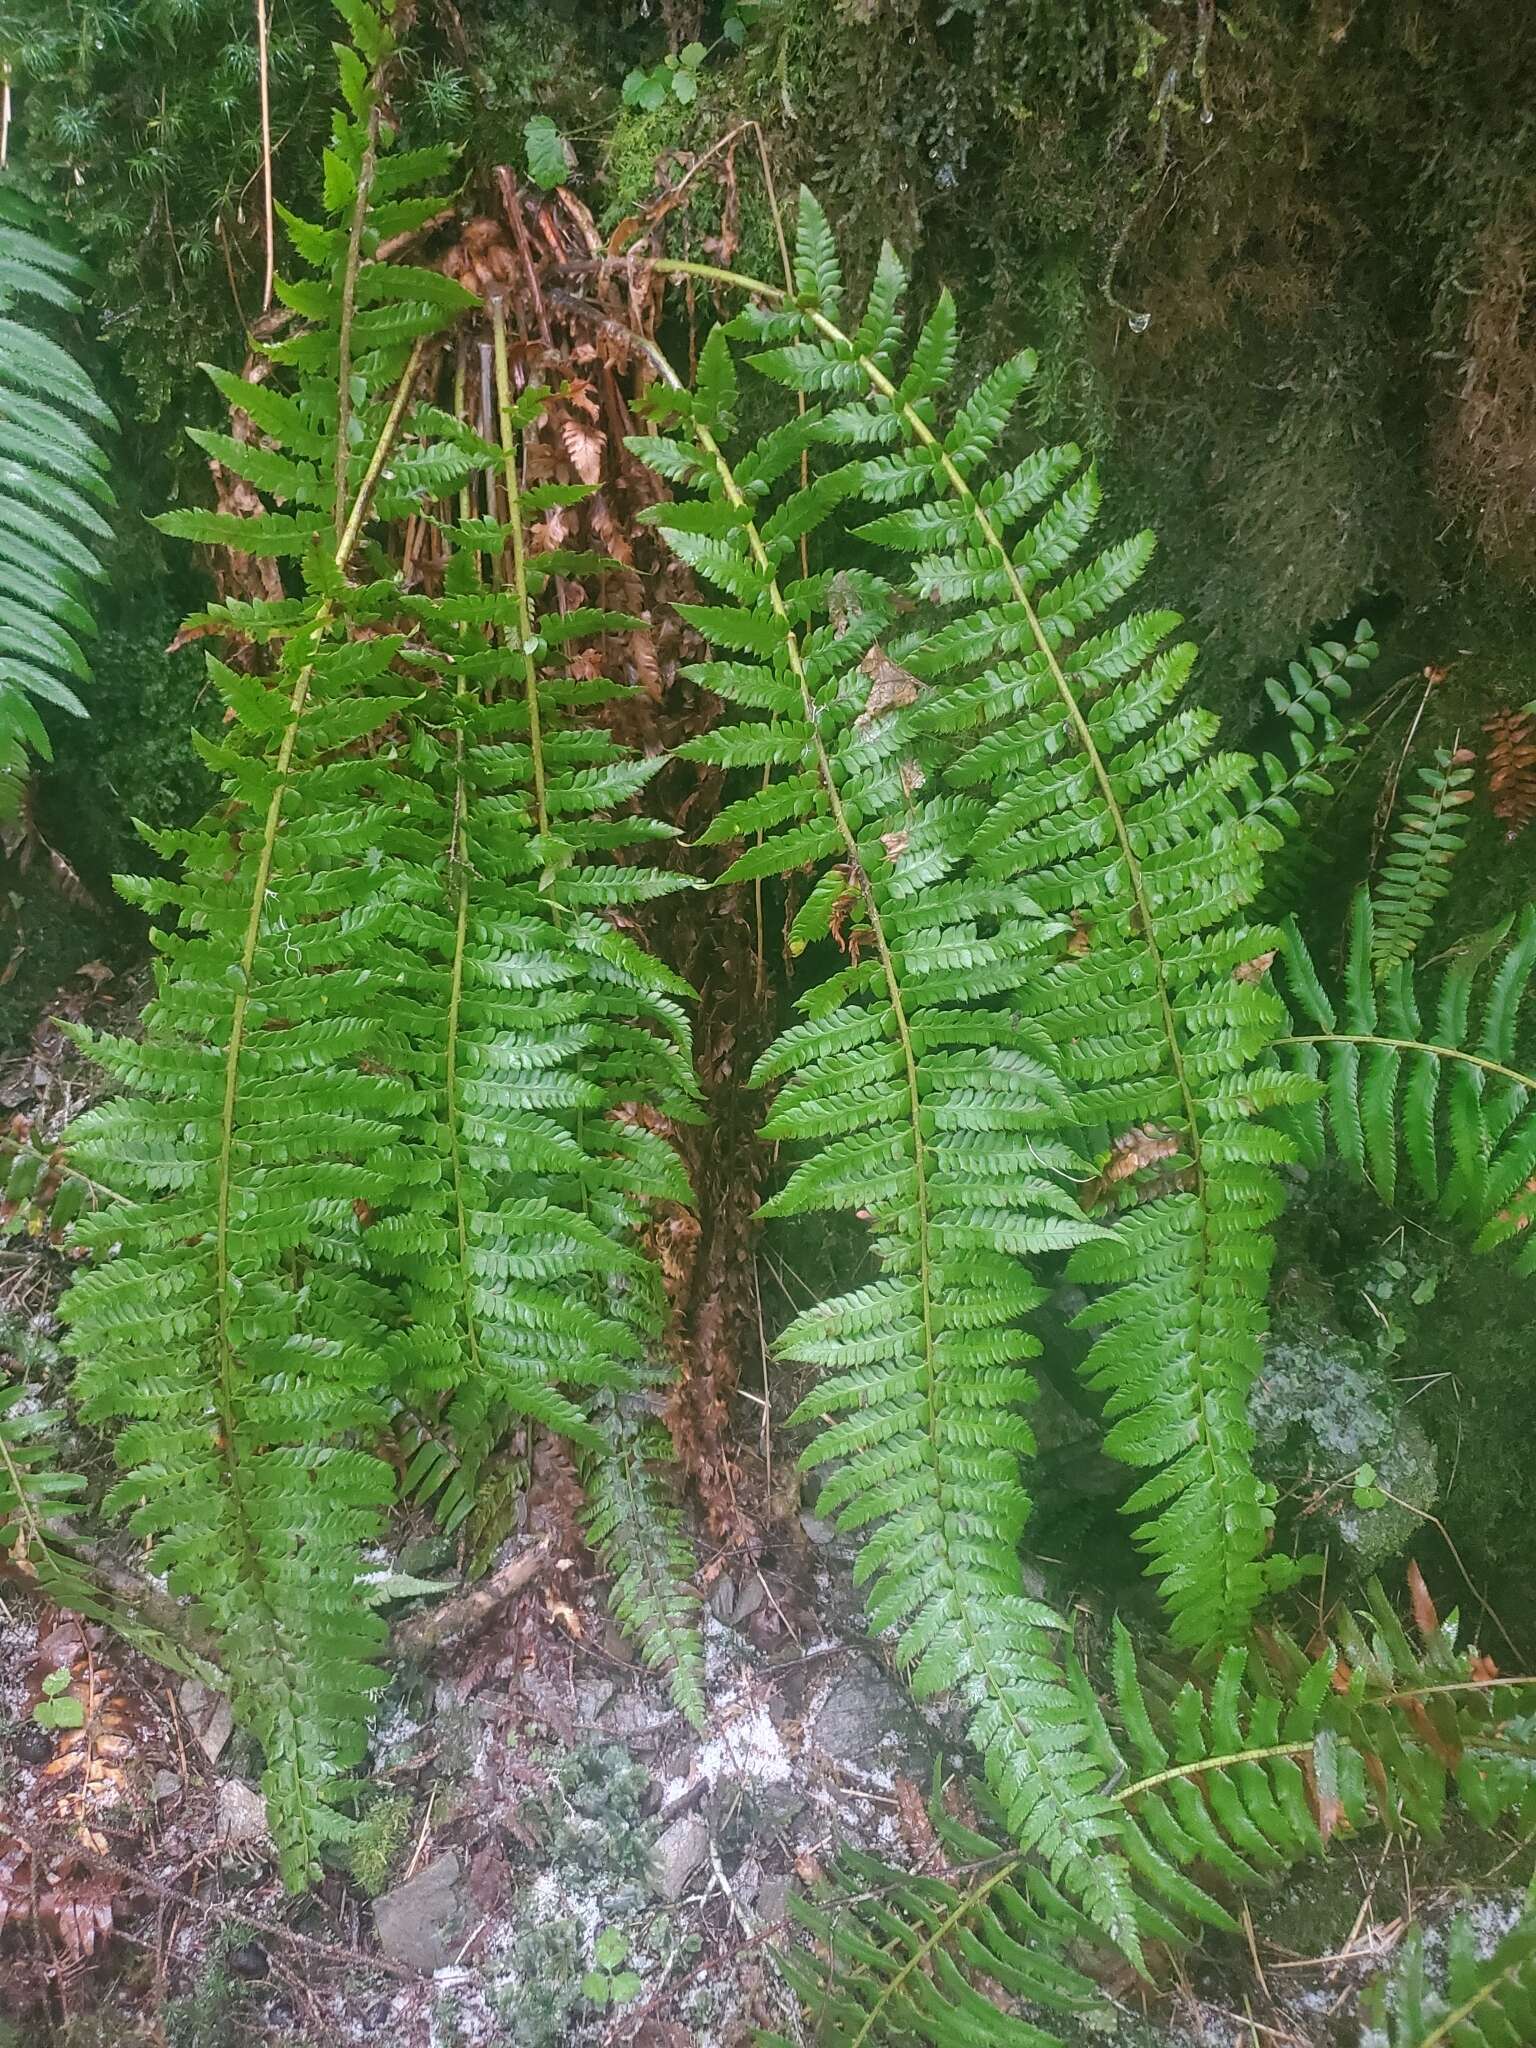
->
[631,196,1307,1937]
[770,1582,1536,2047]
[1278,893,1536,1261]
[0,184,115,809]
[58,0,699,1882]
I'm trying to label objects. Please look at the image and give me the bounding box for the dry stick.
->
[10,1831,421,1981]
[253,0,275,313]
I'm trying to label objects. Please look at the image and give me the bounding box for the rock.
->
[178,1678,233,1764]
[811,1657,933,1779]
[799,1511,836,1546]
[754,1872,793,1924]
[1251,1302,1439,1575]
[150,1767,182,1804]
[374,1852,468,1973]
[648,1813,710,1903]
[214,1779,270,1850]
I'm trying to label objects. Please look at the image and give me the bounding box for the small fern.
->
[0,184,115,810]
[1278,894,1536,1261]
[769,1582,1536,2045]
[1371,744,1478,979]
[1363,1911,1536,2048]
[583,1412,705,1726]
[1243,617,1373,841]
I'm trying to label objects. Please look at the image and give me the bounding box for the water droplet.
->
[1128,311,1152,335]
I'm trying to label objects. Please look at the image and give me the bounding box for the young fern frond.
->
[634,243,1139,1956]
[642,194,1305,1668]
[1371,744,1477,979]
[769,1584,1536,2048]
[378,309,702,1513]
[1241,618,1373,842]
[1363,1913,1536,2048]
[1277,894,1536,1260]
[0,185,115,810]
[583,1413,705,1726]
[0,1375,90,1601]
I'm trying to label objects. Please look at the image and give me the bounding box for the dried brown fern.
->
[1484,705,1536,838]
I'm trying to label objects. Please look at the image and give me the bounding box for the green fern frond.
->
[1243,617,1374,849]
[0,1372,87,1582]
[59,3,477,1889]
[1277,895,1536,1259]
[1363,1912,1536,2048]
[582,1412,705,1726]
[0,183,115,810]
[770,1585,1536,2047]
[59,2,703,1888]
[1371,745,1477,980]
[635,235,1142,1956]
[641,197,1301,1675]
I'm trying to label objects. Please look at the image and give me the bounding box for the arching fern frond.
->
[1370,744,1477,980]
[1363,1912,1536,2048]
[639,194,1307,1673]
[0,184,115,810]
[768,1583,1536,2047]
[634,239,1140,1956]
[1277,894,1536,1261]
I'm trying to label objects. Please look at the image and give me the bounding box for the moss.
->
[346,1790,415,1898]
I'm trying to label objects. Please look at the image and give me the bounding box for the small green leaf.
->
[580,1972,610,2006]
[679,40,707,68]
[671,68,698,103]
[523,114,571,191]
[610,1971,643,2004]
[593,1927,628,1968]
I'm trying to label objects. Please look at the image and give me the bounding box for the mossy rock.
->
[1251,1291,1438,1578]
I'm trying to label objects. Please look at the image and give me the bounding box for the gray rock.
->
[374,1852,467,1973]
[799,1511,836,1546]
[178,1678,233,1764]
[811,1657,933,1778]
[150,1767,182,1804]
[648,1813,710,1902]
[754,1872,793,1924]
[214,1779,270,1851]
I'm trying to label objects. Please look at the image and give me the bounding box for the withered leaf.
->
[853,645,922,733]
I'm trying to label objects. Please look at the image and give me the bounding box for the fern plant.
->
[1278,894,1536,1262]
[1371,744,1477,979]
[56,0,702,1883]
[768,1581,1536,2045]
[626,194,1320,1944]
[1363,1910,1536,2048]
[0,183,115,810]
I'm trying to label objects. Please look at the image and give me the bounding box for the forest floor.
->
[0,965,1528,2048]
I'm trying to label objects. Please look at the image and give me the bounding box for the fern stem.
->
[442,363,487,1405]
[332,98,385,539]
[1276,1033,1536,1092]
[488,297,549,846]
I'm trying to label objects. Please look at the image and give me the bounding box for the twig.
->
[11,1828,419,1980]
[253,0,275,313]
[392,1536,552,1657]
